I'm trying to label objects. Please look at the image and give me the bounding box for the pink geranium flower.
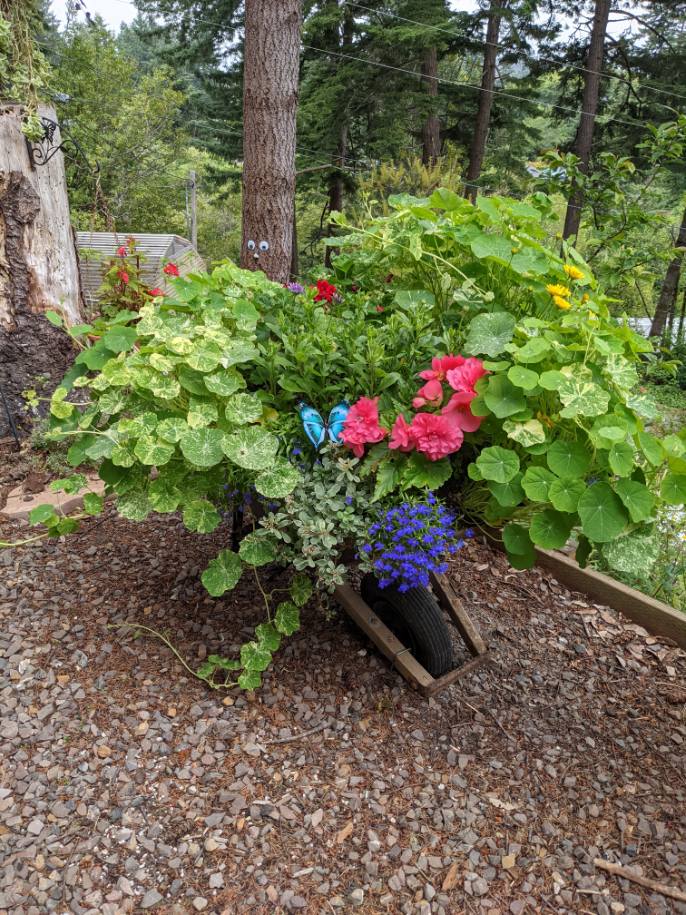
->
[412,378,443,409]
[446,357,488,395]
[441,392,483,434]
[116,245,127,257]
[410,413,463,461]
[389,414,415,452]
[419,354,465,382]
[341,396,387,458]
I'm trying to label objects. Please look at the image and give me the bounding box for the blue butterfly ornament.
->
[297,401,350,449]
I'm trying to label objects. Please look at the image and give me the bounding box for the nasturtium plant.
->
[6,190,685,691]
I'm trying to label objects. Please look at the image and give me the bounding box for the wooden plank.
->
[420,652,494,697]
[534,547,686,649]
[334,584,435,692]
[430,571,488,656]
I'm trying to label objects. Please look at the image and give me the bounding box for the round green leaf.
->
[614,479,655,523]
[102,325,138,353]
[521,466,556,502]
[180,427,225,468]
[507,365,539,390]
[255,461,301,499]
[529,509,574,550]
[148,478,181,513]
[475,446,520,484]
[538,370,565,391]
[548,477,585,513]
[222,428,280,471]
[239,533,278,567]
[255,622,282,652]
[660,472,686,505]
[502,523,536,568]
[464,312,516,357]
[636,431,664,467]
[289,574,313,608]
[29,503,59,526]
[546,440,591,479]
[577,483,628,543]
[608,442,634,477]
[483,376,527,418]
[201,549,243,596]
[487,474,524,507]
[183,499,221,533]
[515,337,550,364]
[225,393,263,425]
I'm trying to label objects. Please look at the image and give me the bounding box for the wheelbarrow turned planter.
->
[334,571,493,697]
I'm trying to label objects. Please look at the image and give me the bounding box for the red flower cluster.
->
[163,262,180,277]
[117,270,129,285]
[148,287,165,298]
[313,278,337,303]
[342,354,487,463]
[116,245,128,257]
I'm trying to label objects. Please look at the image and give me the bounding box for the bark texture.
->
[562,0,611,241]
[650,206,686,338]
[0,104,80,439]
[421,46,441,166]
[241,0,301,284]
[464,4,503,201]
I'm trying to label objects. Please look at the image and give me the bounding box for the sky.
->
[51,0,482,30]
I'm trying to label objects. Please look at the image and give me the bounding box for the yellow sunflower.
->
[546,283,571,298]
[553,295,572,310]
[564,264,585,281]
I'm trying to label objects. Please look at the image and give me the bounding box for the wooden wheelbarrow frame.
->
[334,571,493,697]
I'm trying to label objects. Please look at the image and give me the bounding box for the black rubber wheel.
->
[360,574,453,677]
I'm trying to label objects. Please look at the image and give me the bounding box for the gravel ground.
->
[1,508,685,915]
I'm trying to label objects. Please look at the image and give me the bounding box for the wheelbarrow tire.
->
[360,574,453,678]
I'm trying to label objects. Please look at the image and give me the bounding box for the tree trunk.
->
[650,206,686,338]
[421,46,441,166]
[562,0,611,241]
[0,104,82,439]
[241,0,301,283]
[463,3,503,202]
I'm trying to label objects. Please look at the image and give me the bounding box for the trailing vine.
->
[0,0,51,139]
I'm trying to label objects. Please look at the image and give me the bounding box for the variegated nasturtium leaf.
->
[604,354,639,391]
[240,641,272,672]
[529,509,575,550]
[225,392,263,425]
[223,340,260,366]
[546,440,591,479]
[97,389,126,415]
[203,369,245,397]
[180,427,225,468]
[148,352,176,373]
[548,477,585,513]
[85,435,116,461]
[238,669,262,690]
[183,499,221,533]
[137,370,180,400]
[503,418,546,447]
[222,427,279,471]
[118,412,158,437]
[274,601,300,636]
[51,387,75,419]
[255,622,281,652]
[255,461,301,499]
[289,573,313,608]
[133,436,175,466]
[238,533,277,567]
[483,376,527,418]
[117,490,152,522]
[148,477,181,513]
[201,549,243,596]
[507,365,539,390]
[186,340,223,372]
[602,527,659,574]
[475,446,520,483]
[521,466,556,502]
[558,376,610,418]
[577,483,628,542]
[82,493,104,516]
[614,479,655,523]
[157,418,188,443]
[111,445,135,467]
[464,312,516,357]
[187,398,219,429]
[608,442,635,477]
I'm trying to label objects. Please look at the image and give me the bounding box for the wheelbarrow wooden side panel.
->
[335,580,493,698]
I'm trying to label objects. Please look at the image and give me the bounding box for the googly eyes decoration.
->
[247,239,256,251]
[259,240,270,252]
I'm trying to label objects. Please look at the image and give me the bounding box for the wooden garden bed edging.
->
[533,546,686,649]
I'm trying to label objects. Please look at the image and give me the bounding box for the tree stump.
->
[0,103,82,439]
